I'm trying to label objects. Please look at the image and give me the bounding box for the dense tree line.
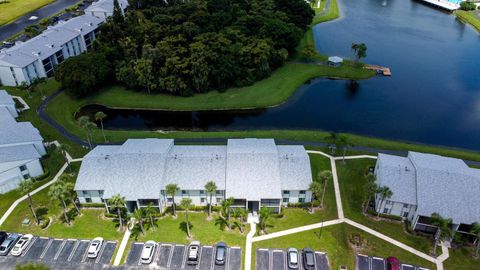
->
[57,0,314,97]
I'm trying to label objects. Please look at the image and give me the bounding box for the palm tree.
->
[470,223,480,257]
[56,143,72,173]
[233,208,248,233]
[49,181,70,225]
[318,170,332,208]
[19,179,39,225]
[363,180,379,213]
[165,184,180,216]
[324,132,338,154]
[204,181,217,219]
[351,43,367,64]
[95,111,108,142]
[308,181,322,213]
[430,213,453,256]
[220,197,234,230]
[375,186,393,217]
[180,198,193,238]
[62,179,81,215]
[108,194,126,229]
[259,207,272,234]
[337,135,353,163]
[77,116,96,149]
[130,208,146,235]
[144,203,157,229]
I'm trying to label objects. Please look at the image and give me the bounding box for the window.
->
[298,198,305,203]
[200,190,205,195]
[23,174,30,179]
[201,198,206,203]
[19,165,27,171]
[216,198,223,203]
[55,50,64,64]
[99,190,104,196]
[182,190,188,195]
[403,212,409,218]
[283,190,290,195]
[283,198,289,203]
[383,208,389,214]
[299,190,306,194]
[386,200,392,205]
[82,191,88,195]
[403,204,409,208]
[85,198,92,203]
[216,190,222,195]
[167,198,173,203]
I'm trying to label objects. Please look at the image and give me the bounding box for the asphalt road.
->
[355,255,430,270]
[256,248,330,270]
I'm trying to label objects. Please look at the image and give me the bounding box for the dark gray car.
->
[302,248,315,270]
[215,242,227,265]
[0,233,20,256]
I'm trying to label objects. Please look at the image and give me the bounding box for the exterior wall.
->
[0,66,30,86]
[375,197,417,220]
[163,189,226,207]
[77,190,104,203]
[0,159,44,193]
[281,190,312,204]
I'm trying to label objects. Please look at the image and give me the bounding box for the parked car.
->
[10,234,34,256]
[87,237,104,259]
[287,248,299,269]
[386,257,400,270]
[186,241,200,265]
[0,232,7,244]
[140,241,156,264]
[0,233,20,256]
[215,242,227,265]
[302,248,315,270]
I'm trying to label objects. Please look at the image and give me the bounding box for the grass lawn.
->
[0,146,65,215]
[312,0,339,25]
[0,164,122,241]
[336,159,433,254]
[2,81,87,158]
[444,246,479,270]
[0,0,54,26]
[252,223,435,270]
[455,10,480,32]
[135,212,246,248]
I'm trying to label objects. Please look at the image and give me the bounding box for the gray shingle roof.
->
[85,0,129,13]
[376,154,417,205]
[377,152,480,224]
[0,109,43,145]
[0,90,15,105]
[0,144,41,163]
[75,139,313,202]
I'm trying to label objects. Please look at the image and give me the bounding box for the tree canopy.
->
[58,0,314,97]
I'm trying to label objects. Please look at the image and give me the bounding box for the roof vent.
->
[104,154,109,160]
[46,44,54,48]
[75,27,83,32]
[405,166,410,172]
[32,51,41,56]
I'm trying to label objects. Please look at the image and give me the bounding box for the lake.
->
[80,0,480,150]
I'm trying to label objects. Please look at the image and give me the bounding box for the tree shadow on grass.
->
[35,207,49,220]
[179,221,193,236]
[59,208,79,224]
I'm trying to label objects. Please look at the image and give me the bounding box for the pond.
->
[79,0,480,150]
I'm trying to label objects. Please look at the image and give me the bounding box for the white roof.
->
[376,152,480,224]
[0,90,15,105]
[75,139,312,202]
[328,56,343,63]
[0,108,43,145]
[85,0,129,14]
[0,144,41,163]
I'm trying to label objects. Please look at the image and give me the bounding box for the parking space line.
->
[54,240,67,260]
[67,240,80,262]
[153,243,161,265]
[167,244,175,267]
[268,249,273,270]
[40,236,49,239]
[40,238,53,259]
[81,241,91,263]
[195,246,203,270]
[21,236,37,257]
[226,247,231,270]
[210,246,215,270]
[95,241,107,264]
[181,244,188,269]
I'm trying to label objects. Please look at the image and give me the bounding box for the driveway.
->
[355,254,430,270]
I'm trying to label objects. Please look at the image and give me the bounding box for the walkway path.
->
[244,221,257,270]
[113,226,132,266]
[245,150,449,270]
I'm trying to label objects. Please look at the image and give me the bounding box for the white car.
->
[140,241,156,264]
[187,241,200,265]
[10,234,33,256]
[87,237,104,259]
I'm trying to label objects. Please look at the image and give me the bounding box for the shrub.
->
[460,1,476,11]
[80,203,104,208]
[366,209,403,221]
[287,201,320,208]
[40,218,50,229]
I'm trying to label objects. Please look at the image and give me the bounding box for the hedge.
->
[366,209,403,221]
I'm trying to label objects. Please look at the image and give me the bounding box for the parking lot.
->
[123,242,242,270]
[356,255,430,270]
[256,248,330,270]
[0,234,117,270]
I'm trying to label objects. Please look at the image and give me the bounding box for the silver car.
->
[0,234,20,256]
[287,248,299,269]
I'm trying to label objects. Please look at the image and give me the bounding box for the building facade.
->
[75,139,313,214]
[375,152,480,235]
[0,92,46,193]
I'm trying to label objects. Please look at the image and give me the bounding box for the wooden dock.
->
[365,64,392,76]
